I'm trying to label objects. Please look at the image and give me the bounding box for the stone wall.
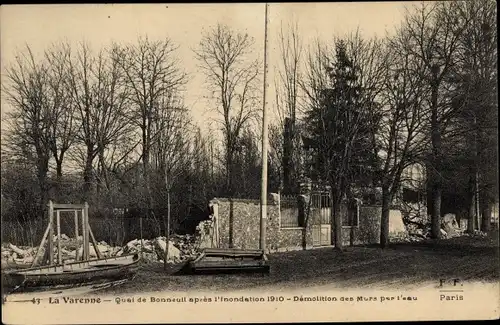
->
[340,206,380,246]
[212,196,406,252]
[213,198,279,251]
[212,195,313,253]
[340,206,408,246]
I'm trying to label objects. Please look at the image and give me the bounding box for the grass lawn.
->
[93,232,499,295]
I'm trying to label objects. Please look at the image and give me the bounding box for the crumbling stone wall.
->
[212,195,313,253]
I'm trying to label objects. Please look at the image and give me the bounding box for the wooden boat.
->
[3,254,140,293]
[181,248,270,275]
[2,201,141,295]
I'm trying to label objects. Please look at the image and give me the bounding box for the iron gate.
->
[310,192,331,246]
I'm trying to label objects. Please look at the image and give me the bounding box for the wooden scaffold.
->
[31,201,103,267]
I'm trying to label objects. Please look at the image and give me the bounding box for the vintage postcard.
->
[1,2,499,323]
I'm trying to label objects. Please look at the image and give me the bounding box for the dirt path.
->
[93,235,499,295]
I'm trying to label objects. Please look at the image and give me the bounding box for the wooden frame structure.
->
[31,201,103,267]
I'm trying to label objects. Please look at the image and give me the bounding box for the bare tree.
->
[150,97,191,183]
[4,46,55,209]
[66,42,132,198]
[151,97,191,270]
[445,0,497,233]
[401,2,470,239]
[274,20,304,193]
[343,30,389,168]
[44,43,78,182]
[378,31,429,248]
[194,23,261,196]
[268,123,285,191]
[114,37,187,211]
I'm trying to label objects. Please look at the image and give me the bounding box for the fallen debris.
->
[8,244,29,258]
[1,217,216,267]
[153,238,181,263]
[441,213,460,237]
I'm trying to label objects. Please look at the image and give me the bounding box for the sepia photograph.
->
[1,2,498,323]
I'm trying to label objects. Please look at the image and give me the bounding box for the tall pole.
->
[260,3,270,252]
[48,201,54,265]
[164,168,170,271]
[474,114,480,230]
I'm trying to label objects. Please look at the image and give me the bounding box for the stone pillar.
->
[209,199,219,247]
[269,193,280,228]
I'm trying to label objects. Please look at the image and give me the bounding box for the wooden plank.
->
[192,251,206,264]
[52,203,86,209]
[195,260,266,267]
[56,210,62,265]
[84,203,90,260]
[81,208,88,260]
[89,227,103,259]
[41,245,49,266]
[203,251,264,258]
[31,223,51,267]
[52,209,84,213]
[48,201,54,266]
[204,248,264,255]
[74,210,79,261]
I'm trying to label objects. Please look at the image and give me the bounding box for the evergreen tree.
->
[304,39,379,248]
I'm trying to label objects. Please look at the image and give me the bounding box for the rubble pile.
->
[440,213,463,238]
[170,234,199,259]
[1,216,219,267]
[195,216,216,249]
[1,232,204,268]
[403,212,487,241]
[1,243,38,266]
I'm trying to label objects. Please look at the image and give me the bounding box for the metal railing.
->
[279,194,302,228]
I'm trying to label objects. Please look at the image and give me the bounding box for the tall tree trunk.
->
[283,118,293,194]
[37,161,49,216]
[431,183,442,238]
[164,185,171,271]
[142,126,152,215]
[56,162,63,180]
[480,199,491,233]
[467,169,476,234]
[300,195,309,249]
[430,73,442,239]
[380,186,391,248]
[54,161,63,200]
[331,186,343,250]
[83,147,94,200]
[98,147,110,191]
[226,148,234,197]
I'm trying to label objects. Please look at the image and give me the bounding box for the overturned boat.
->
[2,201,140,294]
[181,248,269,275]
[3,254,139,293]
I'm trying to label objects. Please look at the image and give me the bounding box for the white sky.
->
[0,3,410,134]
